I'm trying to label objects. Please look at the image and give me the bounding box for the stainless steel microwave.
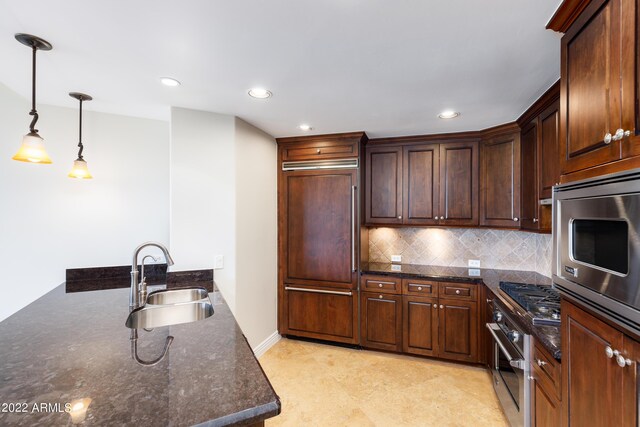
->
[553,168,640,333]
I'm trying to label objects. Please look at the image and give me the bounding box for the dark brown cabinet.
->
[530,339,562,427]
[277,132,365,345]
[519,88,560,233]
[365,140,478,227]
[403,144,439,225]
[561,299,632,426]
[438,298,478,362]
[550,0,640,181]
[360,292,403,352]
[480,128,521,228]
[365,145,403,224]
[403,295,438,356]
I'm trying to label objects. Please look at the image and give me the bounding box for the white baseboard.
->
[253,331,281,358]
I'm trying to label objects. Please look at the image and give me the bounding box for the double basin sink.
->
[125,287,214,329]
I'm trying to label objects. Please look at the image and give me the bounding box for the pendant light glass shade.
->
[68,159,92,179]
[12,132,52,163]
[13,34,53,164]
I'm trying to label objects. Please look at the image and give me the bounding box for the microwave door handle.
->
[486,323,525,371]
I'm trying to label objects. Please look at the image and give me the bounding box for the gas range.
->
[499,281,561,326]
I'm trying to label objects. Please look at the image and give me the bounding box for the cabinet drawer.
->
[439,282,477,301]
[402,278,437,296]
[532,341,561,400]
[361,275,401,294]
[281,140,359,161]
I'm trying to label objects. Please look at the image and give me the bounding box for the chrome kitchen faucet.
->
[130,242,174,309]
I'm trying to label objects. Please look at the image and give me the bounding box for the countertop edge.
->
[194,400,281,427]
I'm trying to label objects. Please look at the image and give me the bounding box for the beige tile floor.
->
[259,338,508,427]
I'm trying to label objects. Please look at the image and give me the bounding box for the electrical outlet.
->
[468,259,481,268]
[468,268,481,277]
[391,255,402,263]
[391,264,402,272]
[214,255,224,269]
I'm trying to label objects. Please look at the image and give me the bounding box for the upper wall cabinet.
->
[278,132,362,161]
[480,126,521,228]
[549,0,640,181]
[365,140,478,227]
[518,82,560,233]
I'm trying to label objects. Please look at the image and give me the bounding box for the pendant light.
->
[12,34,53,164]
[68,93,93,179]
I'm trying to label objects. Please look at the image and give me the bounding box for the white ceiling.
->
[0,0,562,138]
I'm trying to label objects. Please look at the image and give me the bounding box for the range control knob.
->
[493,311,503,322]
[508,330,520,343]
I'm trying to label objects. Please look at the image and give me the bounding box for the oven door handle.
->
[486,323,526,370]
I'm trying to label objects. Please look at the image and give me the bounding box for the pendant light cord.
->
[77,99,84,160]
[28,45,39,134]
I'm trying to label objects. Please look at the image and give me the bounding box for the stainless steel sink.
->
[146,287,209,305]
[125,300,214,329]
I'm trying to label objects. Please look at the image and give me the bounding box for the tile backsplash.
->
[368,227,552,278]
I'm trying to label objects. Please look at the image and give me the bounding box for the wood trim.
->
[368,131,481,145]
[480,122,521,140]
[546,0,593,32]
[517,80,561,127]
[560,154,640,183]
[276,131,367,145]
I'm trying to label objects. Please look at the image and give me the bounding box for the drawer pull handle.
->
[379,295,384,299]
[417,286,423,291]
[455,290,461,295]
[378,283,383,288]
[285,286,352,296]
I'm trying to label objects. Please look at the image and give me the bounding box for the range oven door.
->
[556,192,639,309]
[486,323,530,427]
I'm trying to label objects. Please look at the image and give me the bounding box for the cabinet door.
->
[538,101,560,199]
[439,142,479,226]
[560,0,622,174]
[284,288,357,344]
[360,292,402,352]
[282,169,356,289]
[402,144,440,225]
[365,146,403,224]
[622,335,640,424]
[402,295,438,356]
[521,122,539,231]
[531,377,562,427]
[620,0,640,159]
[562,299,625,426]
[480,133,521,228]
[438,298,478,362]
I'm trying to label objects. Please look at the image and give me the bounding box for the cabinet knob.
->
[378,295,383,299]
[533,218,538,223]
[316,149,321,154]
[513,218,519,222]
[440,216,445,220]
[378,283,383,288]
[536,359,546,367]
[439,304,444,309]
[605,346,615,358]
[612,129,629,141]
[417,286,423,291]
[604,132,612,144]
[486,298,493,304]
[398,215,402,219]
[455,289,461,295]
[617,354,633,368]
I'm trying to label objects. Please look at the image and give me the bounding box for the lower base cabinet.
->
[360,278,480,363]
[360,292,402,351]
[530,340,562,427]
[283,287,358,344]
[561,299,640,426]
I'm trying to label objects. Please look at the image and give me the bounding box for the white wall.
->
[169,108,278,348]
[169,107,237,310]
[234,118,278,349]
[0,83,170,321]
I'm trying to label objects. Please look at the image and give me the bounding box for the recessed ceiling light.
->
[438,110,460,119]
[248,88,272,99]
[160,77,180,87]
[298,124,312,131]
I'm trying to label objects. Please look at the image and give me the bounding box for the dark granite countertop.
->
[362,263,561,360]
[0,281,280,426]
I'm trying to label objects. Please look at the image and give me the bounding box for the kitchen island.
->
[0,281,280,426]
